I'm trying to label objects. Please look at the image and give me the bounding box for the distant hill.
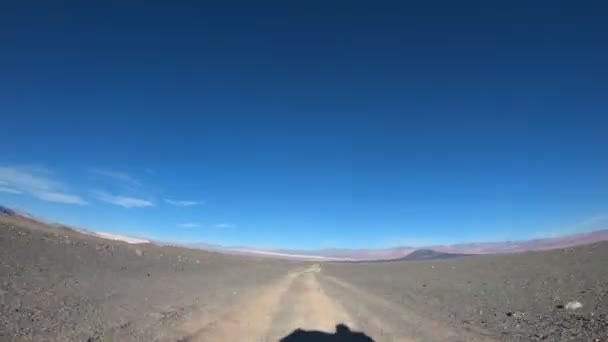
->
[397,249,467,261]
[0,204,149,245]
[0,205,16,216]
[342,249,468,263]
[433,229,608,255]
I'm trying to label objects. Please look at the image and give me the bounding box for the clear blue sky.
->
[1,1,607,249]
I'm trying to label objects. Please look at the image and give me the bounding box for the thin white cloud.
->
[88,168,141,186]
[178,223,200,228]
[0,166,88,205]
[94,191,154,208]
[164,198,202,207]
[0,166,61,190]
[580,214,608,227]
[32,191,88,205]
[0,187,22,194]
[214,223,235,229]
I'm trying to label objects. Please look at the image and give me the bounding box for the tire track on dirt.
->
[319,272,497,342]
[179,265,363,341]
[264,265,357,340]
[178,269,301,342]
[178,264,496,342]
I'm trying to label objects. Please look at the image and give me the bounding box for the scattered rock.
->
[565,301,583,310]
[513,312,525,318]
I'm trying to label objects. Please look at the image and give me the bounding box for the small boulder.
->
[565,301,583,310]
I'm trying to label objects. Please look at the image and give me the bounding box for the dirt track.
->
[181,265,354,341]
[179,264,492,342]
[1,216,607,341]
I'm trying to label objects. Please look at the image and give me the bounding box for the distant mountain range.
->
[2,204,608,261]
[262,229,608,260]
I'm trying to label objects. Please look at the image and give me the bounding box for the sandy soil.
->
[1,216,607,341]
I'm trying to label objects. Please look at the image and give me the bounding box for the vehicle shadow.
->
[279,323,374,341]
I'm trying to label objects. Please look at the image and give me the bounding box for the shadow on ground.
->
[280,324,374,341]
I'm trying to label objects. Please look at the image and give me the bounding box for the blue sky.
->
[1,1,607,249]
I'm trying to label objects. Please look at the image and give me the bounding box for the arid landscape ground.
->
[1,214,607,341]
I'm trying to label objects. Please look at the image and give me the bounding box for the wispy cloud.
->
[34,191,89,205]
[534,213,608,239]
[178,223,200,228]
[94,191,154,208]
[88,168,141,186]
[580,214,608,227]
[0,166,88,205]
[164,198,202,207]
[214,223,235,229]
[0,187,22,194]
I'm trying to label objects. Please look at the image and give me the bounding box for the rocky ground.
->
[323,243,608,341]
[0,216,296,341]
[1,215,607,341]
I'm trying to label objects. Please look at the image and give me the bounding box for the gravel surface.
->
[0,217,296,341]
[323,243,608,341]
